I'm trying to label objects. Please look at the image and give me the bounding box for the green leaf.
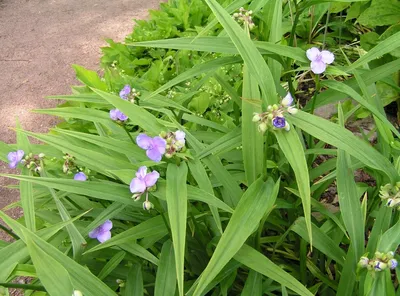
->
[0,211,116,296]
[358,1,400,27]
[241,270,262,296]
[292,218,346,266]
[166,163,188,296]
[129,37,307,63]
[154,240,177,296]
[33,107,112,124]
[275,128,312,244]
[91,88,164,134]
[235,244,313,296]
[188,92,210,114]
[120,243,159,266]
[242,66,263,185]
[97,251,126,280]
[377,218,400,253]
[347,31,400,71]
[289,111,398,182]
[193,178,279,296]
[204,0,277,106]
[124,264,143,296]
[72,64,107,90]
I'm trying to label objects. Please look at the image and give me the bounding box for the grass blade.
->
[154,240,177,296]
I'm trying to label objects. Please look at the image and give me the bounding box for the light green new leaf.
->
[275,128,312,244]
[72,64,107,90]
[33,107,112,124]
[97,251,126,280]
[292,218,346,266]
[242,66,263,185]
[235,244,313,296]
[166,163,188,296]
[288,111,398,182]
[193,178,279,296]
[204,0,277,106]
[124,264,143,296]
[155,240,177,296]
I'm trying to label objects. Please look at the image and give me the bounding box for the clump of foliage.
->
[1,0,400,295]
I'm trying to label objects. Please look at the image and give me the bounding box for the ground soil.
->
[0,0,162,238]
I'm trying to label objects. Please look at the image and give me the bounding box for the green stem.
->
[0,282,46,291]
[310,74,320,115]
[152,197,172,238]
[123,125,135,145]
[262,131,269,180]
[0,224,19,240]
[289,1,301,47]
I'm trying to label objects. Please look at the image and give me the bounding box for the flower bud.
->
[387,198,395,207]
[36,167,42,172]
[272,104,279,110]
[143,201,154,211]
[267,113,274,120]
[72,291,83,296]
[175,140,185,149]
[132,193,142,201]
[38,153,45,158]
[165,153,173,159]
[233,13,239,17]
[252,113,261,122]
[159,131,167,138]
[267,105,273,111]
[287,106,298,115]
[387,251,395,259]
[258,122,268,133]
[373,261,387,271]
[389,259,398,270]
[284,122,291,131]
[358,257,369,268]
[375,252,383,259]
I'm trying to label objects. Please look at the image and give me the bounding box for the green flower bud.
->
[258,122,268,133]
[358,257,369,268]
[252,113,261,122]
[38,153,45,158]
[143,201,154,211]
[72,290,83,296]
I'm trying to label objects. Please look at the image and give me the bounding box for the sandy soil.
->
[0,0,162,237]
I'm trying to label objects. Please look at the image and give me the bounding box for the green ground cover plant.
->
[1,0,400,295]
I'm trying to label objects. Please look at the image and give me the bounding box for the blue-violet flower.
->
[89,220,112,243]
[136,134,167,162]
[7,150,24,169]
[306,47,334,74]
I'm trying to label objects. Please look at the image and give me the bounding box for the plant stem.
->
[0,223,19,240]
[152,197,172,238]
[123,125,135,145]
[310,74,320,115]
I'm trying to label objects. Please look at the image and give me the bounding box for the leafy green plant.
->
[1,0,400,295]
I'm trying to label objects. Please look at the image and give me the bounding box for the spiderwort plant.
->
[109,109,128,122]
[306,47,335,75]
[74,172,87,181]
[119,84,140,103]
[159,130,186,158]
[358,251,398,272]
[89,220,113,243]
[253,93,298,133]
[130,166,160,210]
[7,150,24,168]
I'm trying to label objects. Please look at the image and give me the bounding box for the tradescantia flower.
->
[119,85,131,100]
[74,172,87,181]
[159,130,187,158]
[359,251,397,272]
[136,134,167,162]
[89,220,112,243]
[389,259,398,270]
[7,150,25,169]
[130,166,159,210]
[306,47,335,74]
[130,166,159,196]
[110,109,128,121]
[253,92,297,133]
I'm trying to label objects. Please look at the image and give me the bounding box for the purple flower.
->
[110,109,128,121]
[119,85,131,100]
[272,117,286,129]
[74,172,87,181]
[306,47,334,74]
[389,259,398,270]
[130,166,160,194]
[89,220,112,243]
[136,134,167,162]
[281,93,293,107]
[174,130,186,149]
[7,150,24,169]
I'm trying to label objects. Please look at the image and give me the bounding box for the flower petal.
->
[136,134,153,150]
[74,172,87,181]
[117,111,128,121]
[7,152,16,162]
[144,171,160,187]
[8,161,17,169]
[281,92,293,107]
[310,60,327,74]
[100,220,113,231]
[97,230,111,243]
[119,85,131,100]
[16,150,25,161]
[321,50,334,64]
[130,177,146,193]
[146,148,163,162]
[306,47,321,62]
[136,166,147,179]
[175,130,186,141]
[109,109,118,120]
[89,228,99,239]
[152,136,167,154]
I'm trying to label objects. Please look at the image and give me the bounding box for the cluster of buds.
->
[359,251,398,272]
[233,7,255,30]
[62,154,77,174]
[166,89,177,99]
[253,93,298,133]
[119,85,140,103]
[22,152,45,174]
[159,130,186,158]
[116,279,125,288]
[379,183,400,210]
